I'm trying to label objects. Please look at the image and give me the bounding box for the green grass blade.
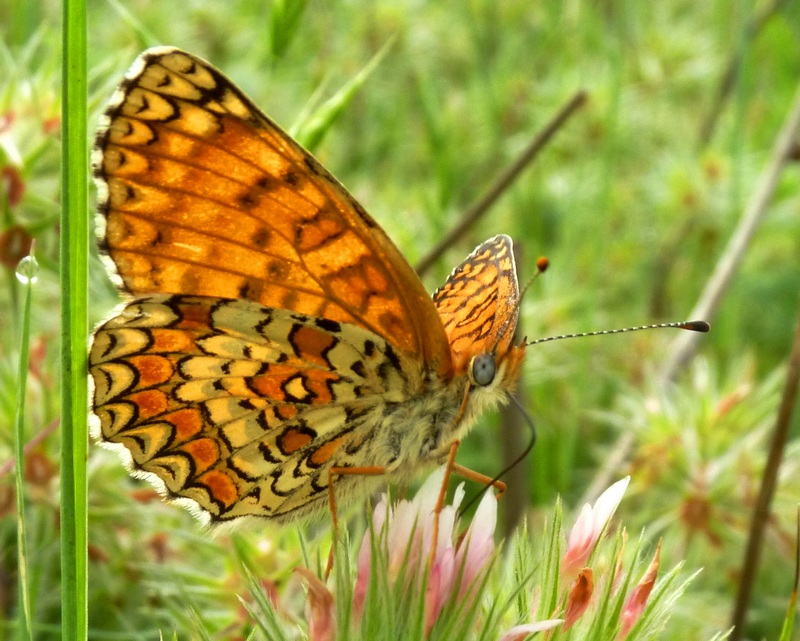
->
[778,509,798,641]
[778,587,797,641]
[14,248,36,641]
[242,564,292,641]
[268,0,309,61]
[104,0,160,50]
[60,0,88,638]
[291,37,394,151]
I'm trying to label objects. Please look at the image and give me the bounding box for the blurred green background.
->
[1,0,799,638]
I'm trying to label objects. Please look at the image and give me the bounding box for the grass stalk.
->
[14,247,35,641]
[662,80,800,379]
[60,0,88,638]
[777,509,799,641]
[697,0,790,147]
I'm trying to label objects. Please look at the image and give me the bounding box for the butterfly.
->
[89,47,525,525]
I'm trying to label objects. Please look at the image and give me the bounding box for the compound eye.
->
[470,353,496,387]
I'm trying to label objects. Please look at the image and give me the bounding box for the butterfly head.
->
[461,347,527,434]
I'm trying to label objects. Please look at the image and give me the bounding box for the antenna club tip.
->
[682,320,711,333]
[536,256,549,273]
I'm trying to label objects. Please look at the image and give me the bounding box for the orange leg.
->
[325,423,507,577]
[430,441,460,567]
[428,383,508,562]
[450,463,507,499]
[429,443,507,566]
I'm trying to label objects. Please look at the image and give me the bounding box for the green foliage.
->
[1,0,798,639]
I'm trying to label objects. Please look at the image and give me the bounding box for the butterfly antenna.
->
[525,319,710,347]
[458,394,536,518]
[518,256,549,303]
[457,322,710,517]
[456,320,710,517]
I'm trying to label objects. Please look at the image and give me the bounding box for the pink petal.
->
[456,489,497,599]
[592,477,629,534]
[562,504,595,575]
[353,468,487,635]
[433,504,458,553]
[353,533,372,619]
[563,477,629,577]
[372,494,389,532]
[415,468,447,513]
[389,502,420,578]
[425,546,456,634]
[498,619,564,641]
[421,481,462,570]
[354,495,391,618]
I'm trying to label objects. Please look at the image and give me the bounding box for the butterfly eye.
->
[469,353,497,387]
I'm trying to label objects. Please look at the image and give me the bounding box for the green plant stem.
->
[697,0,790,147]
[14,249,35,641]
[60,0,88,638]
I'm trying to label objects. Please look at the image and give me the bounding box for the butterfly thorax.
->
[346,345,525,478]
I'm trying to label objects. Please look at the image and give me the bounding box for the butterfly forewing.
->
[93,47,451,375]
[433,235,520,374]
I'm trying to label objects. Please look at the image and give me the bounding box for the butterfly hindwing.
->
[90,294,420,522]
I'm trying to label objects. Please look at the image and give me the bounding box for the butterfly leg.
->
[449,464,507,499]
[446,376,510,500]
[427,383,471,555]
[429,441,460,567]
[326,465,386,579]
[430,441,507,566]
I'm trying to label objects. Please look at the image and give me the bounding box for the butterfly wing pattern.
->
[90,47,525,524]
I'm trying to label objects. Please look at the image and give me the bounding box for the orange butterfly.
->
[89,48,525,524]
